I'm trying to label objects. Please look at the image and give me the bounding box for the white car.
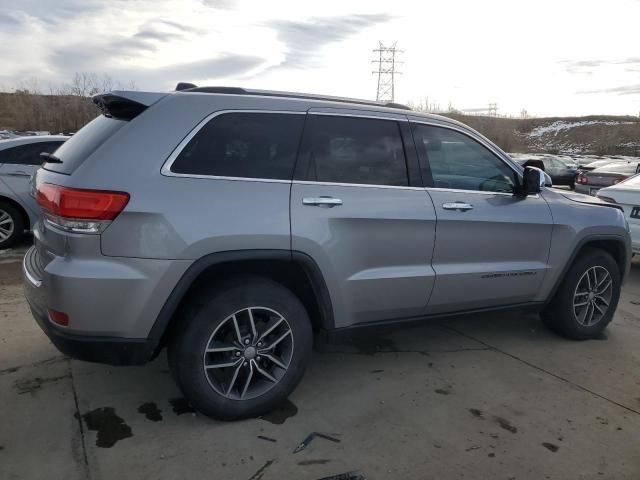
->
[597,174,640,255]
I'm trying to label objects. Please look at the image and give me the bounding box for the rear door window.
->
[0,141,64,165]
[170,112,306,180]
[298,115,409,186]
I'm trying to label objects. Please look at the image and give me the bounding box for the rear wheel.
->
[168,277,313,420]
[0,202,25,249]
[542,248,620,339]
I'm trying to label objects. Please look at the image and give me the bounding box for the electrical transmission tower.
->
[488,102,498,117]
[372,42,402,103]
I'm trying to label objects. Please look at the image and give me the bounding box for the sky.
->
[0,0,639,117]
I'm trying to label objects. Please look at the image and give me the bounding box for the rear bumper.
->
[26,299,153,365]
[552,175,576,185]
[574,184,592,195]
[22,245,187,365]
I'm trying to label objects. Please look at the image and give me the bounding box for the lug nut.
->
[257,342,263,347]
[244,362,248,367]
[244,339,250,345]
[235,351,241,356]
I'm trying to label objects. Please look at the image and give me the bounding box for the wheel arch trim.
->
[545,234,630,305]
[147,249,335,356]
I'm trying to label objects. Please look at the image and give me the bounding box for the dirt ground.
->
[1,241,639,480]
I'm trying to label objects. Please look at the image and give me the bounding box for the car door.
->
[410,121,553,314]
[0,141,64,216]
[290,110,437,327]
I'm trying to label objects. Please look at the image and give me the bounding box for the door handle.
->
[302,197,343,207]
[442,202,473,211]
[4,171,30,177]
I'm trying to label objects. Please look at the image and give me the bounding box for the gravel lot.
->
[1,242,639,479]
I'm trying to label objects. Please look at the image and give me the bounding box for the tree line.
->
[0,73,136,133]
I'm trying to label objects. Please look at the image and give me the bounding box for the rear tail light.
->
[612,175,628,185]
[576,173,588,185]
[48,309,69,327]
[36,182,129,234]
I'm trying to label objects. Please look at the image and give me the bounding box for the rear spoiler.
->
[93,91,167,120]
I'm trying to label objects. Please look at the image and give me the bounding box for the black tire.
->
[0,201,25,249]
[542,248,620,340]
[167,277,313,420]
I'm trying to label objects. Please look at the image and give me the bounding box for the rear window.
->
[170,112,305,180]
[44,116,126,174]
[593,163,639,175]
[298,115,408,186]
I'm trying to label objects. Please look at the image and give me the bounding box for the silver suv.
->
[23,86,631,420]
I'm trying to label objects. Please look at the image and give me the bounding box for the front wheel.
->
[168,277,313,420]
[542,249,620,339]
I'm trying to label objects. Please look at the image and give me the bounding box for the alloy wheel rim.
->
[573,266,613,327]
[202,306,294,400]
[0,209,14,243]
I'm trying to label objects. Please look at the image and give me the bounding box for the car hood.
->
[559,190,623,211]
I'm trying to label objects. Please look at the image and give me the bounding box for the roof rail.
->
[384,102,412,111]
[185,86,249,95]
[174,83,412,111]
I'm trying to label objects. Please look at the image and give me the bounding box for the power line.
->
[372,42,402,103]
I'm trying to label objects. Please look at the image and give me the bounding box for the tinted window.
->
[412,124,516,193]
[0,141,64,165]
[45,116,126,174]
[300,115,408,186]
[549,158,565,169]
[171,113,305,180]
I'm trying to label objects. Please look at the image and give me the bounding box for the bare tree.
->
[0,72,138,132]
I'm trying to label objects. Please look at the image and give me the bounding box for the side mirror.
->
[522,166,547,195]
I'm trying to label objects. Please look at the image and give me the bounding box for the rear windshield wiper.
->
[40,152,63,164]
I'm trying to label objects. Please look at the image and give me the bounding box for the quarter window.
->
[171,112,305,180]
[0,141,64,165]
[299,115,409,186]
[412,124,516,193]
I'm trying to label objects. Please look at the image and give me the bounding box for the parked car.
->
[575,162,640,196]
[511,155,576,188]
[23,86,630,420]
[540,156,578,187]
[0,135,68,248]
[597,174,640,255]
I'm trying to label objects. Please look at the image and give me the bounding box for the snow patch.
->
[528,120,634,138]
